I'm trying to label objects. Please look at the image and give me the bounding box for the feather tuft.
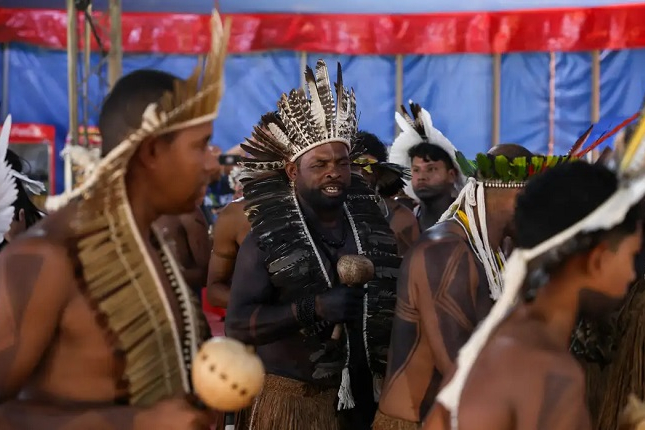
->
[241,59,357,173]
[0,116,19,239]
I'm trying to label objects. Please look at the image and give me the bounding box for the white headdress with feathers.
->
[388,101,466,200]
[436,115,645,429]
[0,116,19,240]
[240,60,357,173]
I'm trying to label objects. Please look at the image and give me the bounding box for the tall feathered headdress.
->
[388,101,466,199]
[436,113,645,428]
[38,12,231,406]
[0,116,18,240]
[240,60,358,173]
[46,12,230,210]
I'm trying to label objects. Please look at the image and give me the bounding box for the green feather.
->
[455,151,477,177]
[494,155,511,181]
[511,157,527,181]
[476,153,492,178]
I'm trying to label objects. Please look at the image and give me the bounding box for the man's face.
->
[499,188,524,241]
[289,141,352,210]
[578,226,643,319]
[411,156,455,199]
[153,122,217,214]
[351,154,378,190]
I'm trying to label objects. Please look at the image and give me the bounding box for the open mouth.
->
[321,185,343,197]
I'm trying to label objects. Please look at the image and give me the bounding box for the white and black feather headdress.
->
[388,101,466,199]
[241,60,358,172]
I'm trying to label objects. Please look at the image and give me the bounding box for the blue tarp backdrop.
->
[3,42,645,193]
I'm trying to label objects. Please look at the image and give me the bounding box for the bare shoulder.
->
[473,325,586,405]
[220,199,246,219]
[390,199,417,223]
[215,200,250,244]
[3,204,79,294]
[0,232,77,320]
[406,220,474,269]
[3,233,75,281]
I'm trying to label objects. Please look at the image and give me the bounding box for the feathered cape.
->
[242,172,400,379]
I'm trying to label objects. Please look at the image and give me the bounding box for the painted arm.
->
[411,238,480,375]
[391,205,421,256]
[0,238,217,430]
[0,239,147,429]
[0,238,74,401]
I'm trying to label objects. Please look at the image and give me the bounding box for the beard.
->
[298,185,348,210]
[577,288,625,321]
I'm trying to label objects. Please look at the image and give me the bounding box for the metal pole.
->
[548,52,556,156]
[108,0,123,88]
[66,0,79,192]
[394,54,403,138]
[83,3,92,133]
[491,53,501,148]
[1,44,9,119]
[591,50,600,123]
[299,51,307,91]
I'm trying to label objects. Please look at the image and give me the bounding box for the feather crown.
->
[240,60,358,172]
[455,153,577,188]
[46,11,230,210]
[389,101,466,190]
[436,111,645,424]
[0,116,18,240]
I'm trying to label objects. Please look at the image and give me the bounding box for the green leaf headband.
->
[456,152,577,188]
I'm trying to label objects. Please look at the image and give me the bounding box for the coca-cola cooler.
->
[7,123,56,210]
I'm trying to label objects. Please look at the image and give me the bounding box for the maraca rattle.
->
[331,254,375,340]
[191,336,265,412]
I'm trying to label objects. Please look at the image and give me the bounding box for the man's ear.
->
[585,241,610,277]
[135,136,164,168]
[285,161,298,182]
[447,168,456,183]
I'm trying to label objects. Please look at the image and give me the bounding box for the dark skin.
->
[410,157,455,231]
[352,158,420,256]
[378,147,525,424]
[156,205,212,297]
[377,222,490,424]
[225,141,365,383]
[385,198,420,256]
[206,199,250,308]
[424,227,643,430]
[0,122,221,430]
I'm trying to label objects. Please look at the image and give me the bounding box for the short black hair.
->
[355,131,387,162]
[408,142,455,171]
[516,161,640,251]
[98,69,179,157]
[6,149,44,228]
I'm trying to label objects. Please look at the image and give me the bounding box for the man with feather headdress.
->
[374,143,576,429]
[424,135,645,430]
[567,118,645,430]
[225,60,400,430]
[351,130,419,255]
[0,13,231,430]
[388,103,466,231]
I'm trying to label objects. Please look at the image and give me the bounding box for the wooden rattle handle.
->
[331,255,374,341]
[331,323,343,340]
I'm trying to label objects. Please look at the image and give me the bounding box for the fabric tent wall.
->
[3,42,645,193]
